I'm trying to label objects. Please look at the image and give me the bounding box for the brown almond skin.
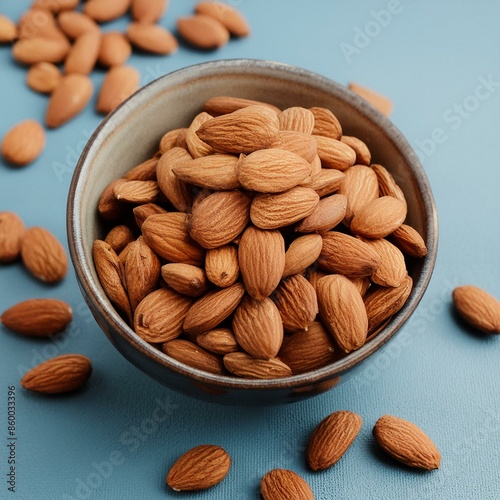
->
[309,168,345,197]
[64,30,101,75]
[21,354,92,394]
[196,328,239,355]
[161,263,209,298]
[26,62,61,94]
[373,415,441,470]
[133,202,167,229]
[202,96,280,116]
[452,285,500,334]
[113,180,160,204]
[123,156,158,180]
[1,120,46,166]
[371,164,407,207]
[57,11,100,40]
[390,224,428,258]
[186,111,213,158]
[307,410,363,470]
[261,469,314,500]
[21,227,68,283]
[84,0,131,23]
[12,37,70,65]
[314,135,356,171]
[348,82,393,116]
[295,193,347,234]
[176,14,230,50]
[271,130,318,163]
[104,225,135,254]
[98,179,128,221]
[1,299,72,337]
[96,65,140,115]
[278,106,315,134]
[340,135,371,165]
[0,212,25,262]
[310,106,342,140]
[195,2,250,37]
[362,237,407,288]
[132,0,169,23]
[205,244,239,288]
[238,226,285,301]
[161,339,224,375]
[0,15,17,43]
[126,22,178,54]
[166,445,231,491]
[223,352,292,379]
[98,32,132,67]
[282,234,323,278]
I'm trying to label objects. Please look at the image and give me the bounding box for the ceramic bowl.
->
[67,59,438,405]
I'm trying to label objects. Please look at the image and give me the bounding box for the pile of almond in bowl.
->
[93,95,428,380]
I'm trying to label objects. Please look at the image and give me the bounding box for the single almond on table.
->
[46,74,93,128]
[26,62,61,94]
[278,106,315,134]
[278,321,336,374]
[196,328,239,355]
[21,227,68,283]
[57,11,100,40]
[310,106,342,140]
[132,0,169,23]
[195,1,250,37]
[12,37,69,64]
[314,135,356,171]
[307,410,363,470]
[1,299,72,337]
[348,82,393,116]
[0,15,17,43]
[96,65,140,115]
[21,354,92,394]
[223,352,292,379]
[205,244,239,287]
[196,105,279,154]
[452,285,500,334]
[161,339,224,374]
[176,14,230,50]
[282,234,323,278]
[260,469,314,500]
[238,226,285,300]
[202,96,280,116]
[1,120,45,166]
[83,0,131,23]
[98,32,132,67]
[273,274,318,332]
[126,22,178,54]
[161,263,209,298]
[295,193,347,234]
[317,274,368,353]
[390,224,428,258]
[166,444,231,491]
[134,288,193,343]
[232,295,284,359]
[340,135,371,165]
[373,415,441,470]
[64,30,101,75]
[0,212,25,262]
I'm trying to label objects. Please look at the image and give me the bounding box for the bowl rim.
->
[67,58,438,391]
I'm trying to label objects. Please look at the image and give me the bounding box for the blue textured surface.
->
[1,1,500,499]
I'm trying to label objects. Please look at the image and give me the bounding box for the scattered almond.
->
[132,0,169,23]
[195,1,250,37]
[176,14,230,50]
[1,120,45,166]
[26,62,61,94]
[348,82,393,116]
[12,37,70,65]
[0,15,17,43]
[84,0,132,23]
[98,32,132,67]
[96,65,140,115]
[126,22,178,55]
[0,212,25,262]
[260,469,314,500]
[64,30,101,75]
[57,11,100,40]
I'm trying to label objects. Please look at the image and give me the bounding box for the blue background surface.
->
[1,1,500,499]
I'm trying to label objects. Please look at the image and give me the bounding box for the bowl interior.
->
[68,59,437,397]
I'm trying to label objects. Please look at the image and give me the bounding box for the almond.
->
[260,469,313,500]
[205,244,239,287]
[98,179,128,221]
[0,15,17,43]
[183,283,245,335]
[133,202,167,229]
[308,168,345,197]
[32,0,79,13]
[46,74,93,128]
[307,410,363,470]
[373,415,441,469]
[104,225,135,253]
[338,164,379,224]
[161,339,224,375]
[186,111,213,158]
[92,240,132,321]
[21,354,92,394]
[319,232,380,278]
[273,274,318,332]
[0,212,25,262]
[195,1,250,37]
[314,135,356,171]
[126,22,178,54]
[310,106,342,140]
[223,352,292,379]
[113,180,161,204]
[238,149,311,193]
[196,328,239,355]
[189,190,251,249]
[159,127,188,154]
[134,288,193,343]
[306,269,327,294]
[295,194,347,234]
[156,147,193,212]
[141,213,205,265]
[282,234,323,278]
[123,157,158,181]
[1,299,72,337]
[350,196,407,239]
[278,321,336,374]
[348,82,393,116]
[271,131,317,163]
[98,32,132,67]
[196,105,280,154]
[176,14,230,50]
[96,65,140,115]
[12,36,69,64]
[340,135,371,165]
[21,227,68,283]
[1,120,45,166]
[390,224,428,258]
[173,154,240,190]
[370,164,407,207]
[132,0,169,23]
[317,274,368,353]
[57,11,100,40]
[364,275,413,334]
[232,295,283,359]
[64,30,101,75]
[84,0,132,23]
[161,263,209,298]
[26,62,61,94]
[250,187,319,229]
[278,106,315,134]
[238,226,285,300]
[17,9,66,41]
[202,95,280,116]
[166,445,231,491]
[452,285,500,334]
